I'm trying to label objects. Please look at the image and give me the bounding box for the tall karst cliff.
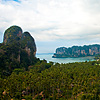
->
[21,32,36,56]
[3,25,36,56]
[0,25,38,73]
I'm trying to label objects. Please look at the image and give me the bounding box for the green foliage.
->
[0,42,39,76]
[1,25,100,99]
[0,60,100,99]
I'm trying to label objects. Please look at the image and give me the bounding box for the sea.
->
[36,53,95,64]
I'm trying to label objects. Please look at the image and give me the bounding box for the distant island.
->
[52,44,100,58]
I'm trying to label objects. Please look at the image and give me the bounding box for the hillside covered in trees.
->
[0,60,100,100]
[52,44,100,58]
[0,26,100,100]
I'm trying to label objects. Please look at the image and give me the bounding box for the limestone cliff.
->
[3,25,36,57]
[0,25,38,72]
[53,44,100,58]
[21,32,36,56]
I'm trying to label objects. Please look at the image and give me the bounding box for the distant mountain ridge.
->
[52,44,100,58]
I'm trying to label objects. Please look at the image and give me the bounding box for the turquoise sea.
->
[36,53,95,64]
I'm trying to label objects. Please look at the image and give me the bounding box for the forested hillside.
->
[0,60,100,100]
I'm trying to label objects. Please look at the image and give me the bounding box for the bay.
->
[36,53,95,64]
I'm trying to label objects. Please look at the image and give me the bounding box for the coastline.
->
[36,53,95,64]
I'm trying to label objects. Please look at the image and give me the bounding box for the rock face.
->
[3,25,23,44]
[0,25,40,75]
[52,44,100,58]
[21,32,36,56]
[0,25,38,73]
[3,25,36,56]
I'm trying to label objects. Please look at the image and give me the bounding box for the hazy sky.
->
[0,0,100,53]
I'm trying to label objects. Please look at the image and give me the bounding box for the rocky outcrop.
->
[21,32,36,56]
[1,25,37,68]
[3,25,23,44]
[0,25,39,74]
[52,44,100,58]
[3,26,36,57]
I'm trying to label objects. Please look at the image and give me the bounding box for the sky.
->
[0,0,100,53]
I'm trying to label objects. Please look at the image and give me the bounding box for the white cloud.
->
[0,0,100,43]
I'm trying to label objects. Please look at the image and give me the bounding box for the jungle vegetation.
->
[0,59,100,100]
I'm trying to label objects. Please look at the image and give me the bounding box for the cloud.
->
[0,0,100,43]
